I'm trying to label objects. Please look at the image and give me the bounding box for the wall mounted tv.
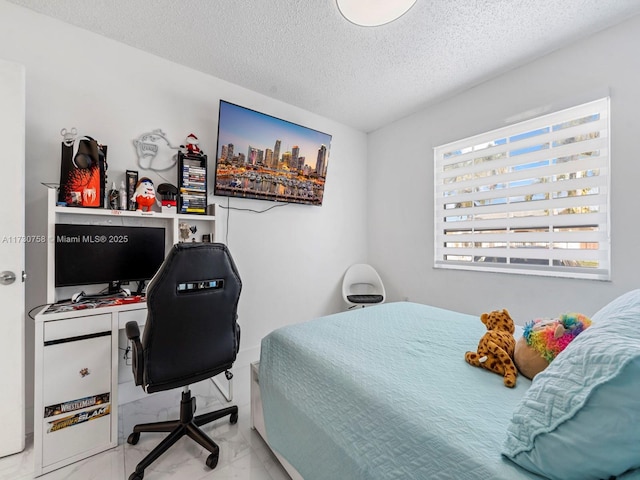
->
[55,224,165,293]
[214,100,332,206]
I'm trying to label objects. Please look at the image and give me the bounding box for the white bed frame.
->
[250,362,303,480]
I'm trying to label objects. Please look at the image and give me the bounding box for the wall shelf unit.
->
[46,187,222,303]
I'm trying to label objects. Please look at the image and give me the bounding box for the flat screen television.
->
[55,224,165,294]
[214,100,332,206]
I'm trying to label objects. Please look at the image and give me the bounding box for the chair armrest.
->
[125,320,140,339]
[235,322,241,354]
[125,321,144,386]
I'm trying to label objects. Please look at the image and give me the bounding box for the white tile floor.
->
[0,365,290,480]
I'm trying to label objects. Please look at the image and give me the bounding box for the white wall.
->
[0,1,368,431]
[368,14,640,324]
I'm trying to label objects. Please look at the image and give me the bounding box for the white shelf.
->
[54,205,216,221]
[46,188,221,304]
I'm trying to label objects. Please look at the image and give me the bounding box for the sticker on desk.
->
[47,404,110,433]
[44,392,110,418]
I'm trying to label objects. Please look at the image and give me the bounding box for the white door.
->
[0,59,26,457]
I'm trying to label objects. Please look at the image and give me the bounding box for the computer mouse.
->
[71,291,85,303]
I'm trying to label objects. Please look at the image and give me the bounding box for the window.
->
[434,97,610,280]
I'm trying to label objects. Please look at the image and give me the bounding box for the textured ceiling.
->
[7,0,640,132]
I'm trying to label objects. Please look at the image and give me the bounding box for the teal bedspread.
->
[259,302,544,479]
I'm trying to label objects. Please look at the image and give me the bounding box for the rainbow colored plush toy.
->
[514,313,592,380]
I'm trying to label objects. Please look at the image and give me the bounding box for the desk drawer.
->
[118,308,147,330]
[42,408,111,468]
[43,333,112,408]
[44,314,111,342]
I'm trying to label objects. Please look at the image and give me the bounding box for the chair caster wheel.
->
[128,471,144,480]
[230,412,238,424]
[206,446,220,469]
[127,432,140,445]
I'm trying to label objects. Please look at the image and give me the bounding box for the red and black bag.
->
[58,136,107,207]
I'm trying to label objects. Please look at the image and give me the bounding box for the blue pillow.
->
[502,289,640,480]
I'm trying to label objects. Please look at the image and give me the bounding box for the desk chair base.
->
[127,388,238,480]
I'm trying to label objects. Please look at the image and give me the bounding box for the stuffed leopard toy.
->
[465,309,518,388]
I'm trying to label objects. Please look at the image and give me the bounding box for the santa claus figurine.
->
[132,177,160,212]
[183,133,202,156]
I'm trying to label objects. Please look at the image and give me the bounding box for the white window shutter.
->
[434,97,610,280]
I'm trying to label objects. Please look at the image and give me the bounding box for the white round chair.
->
[342,264,386,309]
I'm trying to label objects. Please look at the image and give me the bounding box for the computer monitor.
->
[55,223,165,294]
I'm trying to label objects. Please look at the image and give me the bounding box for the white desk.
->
[37,185,226,476]
[33,302,146,476]
[33,301,232,477]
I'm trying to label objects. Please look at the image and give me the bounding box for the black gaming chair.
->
[125,242,242,480]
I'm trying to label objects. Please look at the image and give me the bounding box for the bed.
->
[256,295,640,480]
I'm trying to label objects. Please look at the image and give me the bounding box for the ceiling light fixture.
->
[337,0,417,27]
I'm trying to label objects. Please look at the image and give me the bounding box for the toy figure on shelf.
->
[179,222,191,242]
[132,177,160,212]
[178,223,199,242]
[156,183,178,213]
[182,133,203,156]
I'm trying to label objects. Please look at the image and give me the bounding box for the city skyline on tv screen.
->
[214,100,332,206]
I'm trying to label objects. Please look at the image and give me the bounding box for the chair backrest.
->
[342,263,386,306]
[142,242,242,393]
